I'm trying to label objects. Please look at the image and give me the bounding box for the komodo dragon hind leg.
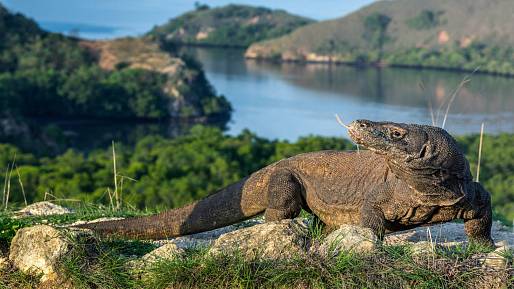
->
[464,182,494,247]
[264,168,304,222]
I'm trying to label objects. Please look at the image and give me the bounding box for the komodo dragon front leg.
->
[463,182,494,246]
[264,168,305,221]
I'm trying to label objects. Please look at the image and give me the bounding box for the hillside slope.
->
[149,4,313,48]
[0,3,231,121]
[246,0,514,75]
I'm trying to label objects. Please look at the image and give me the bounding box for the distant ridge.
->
[246,0,514,75]
[148,4,314,48]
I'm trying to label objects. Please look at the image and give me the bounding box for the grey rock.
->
[128,243,185,272]
[410,241,435,255]
[318,225,377,257]
[384,221,513,248]
[9,225,69,281]
[209,219,308,260]
[8,225,92,281]
[16,202,73,217]
[152,218,264,250]
[478,241,512,269]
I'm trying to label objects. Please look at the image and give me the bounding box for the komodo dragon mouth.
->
[346,119,391,154]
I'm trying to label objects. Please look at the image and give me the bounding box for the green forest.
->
[0,2,513,227]
[149,4,313,48]
[1,126,513,223]
[0,5,230,120]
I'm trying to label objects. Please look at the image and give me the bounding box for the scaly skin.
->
[75,120,493,246]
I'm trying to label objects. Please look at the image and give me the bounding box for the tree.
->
[364,13,392,62]
[194,2,210,11]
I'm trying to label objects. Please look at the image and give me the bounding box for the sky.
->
[1,0,376,39]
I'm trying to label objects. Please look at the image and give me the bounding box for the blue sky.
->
[1,0,376,38]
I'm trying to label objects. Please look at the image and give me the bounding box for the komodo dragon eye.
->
[390,129,405,140]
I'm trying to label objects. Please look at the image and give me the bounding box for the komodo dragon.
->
[76,120,494,245]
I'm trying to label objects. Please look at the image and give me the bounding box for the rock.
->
[16,202,73,217]
[0,256,8,270]
[318,225,377,257]
[480,251,509,269]
[209,219,308,260]
[8,225,92,281]
[478,241,512,269]
[384,221,513,247]
[153,218,264,250]
[139,243,185,264]
[67,217,125,227]
[410,241,437,255]
[128,243,185,272]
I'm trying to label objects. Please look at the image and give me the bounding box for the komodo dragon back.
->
[75,119,493,246]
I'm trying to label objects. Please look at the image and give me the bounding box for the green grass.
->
[0,266,41,289]
[435,241,494,260]
[1,206,512,288]
[141,243,508,289]
[0,203,152,245]
[58,239,137,289]
[303,211,325,241]
[1,222,512,288]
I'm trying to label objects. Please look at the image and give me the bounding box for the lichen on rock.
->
[318,225,378,257]
[16,201,73,217]
[209,219,309,260]
[8,225,93,281]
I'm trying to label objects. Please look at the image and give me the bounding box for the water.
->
[183,47,514,141]
[5,1,512,146]
[3,0,376,39]
[6,47,514,154]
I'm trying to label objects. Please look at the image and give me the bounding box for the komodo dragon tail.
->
[73,176,267,239]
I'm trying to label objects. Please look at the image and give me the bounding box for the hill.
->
[0,4,43,49]
[148,4,313,48]
[0,3,231,121]
[246,0,514,75]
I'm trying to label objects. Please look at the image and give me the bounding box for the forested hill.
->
[0,3,231,121]
[246,0,514,75]
[148,4,314,48]
[0,4,43,46]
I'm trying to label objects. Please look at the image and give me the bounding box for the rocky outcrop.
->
[318,225,377,257]
[384,221,514,246]
[209,219,309,260]
[152,218,264,250]
[478,241,511,269]
[8,225,92,281]
[6,216,513,284]
[128,243,185,274]
[16,201,73,217]
[80,37,231,119]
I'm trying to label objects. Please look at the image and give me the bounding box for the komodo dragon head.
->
[347,119,472,184]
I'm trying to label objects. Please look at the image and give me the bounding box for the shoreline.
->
[244,55,514,78]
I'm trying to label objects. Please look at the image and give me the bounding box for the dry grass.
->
[80,38,183,74]
[476,122,485,182]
